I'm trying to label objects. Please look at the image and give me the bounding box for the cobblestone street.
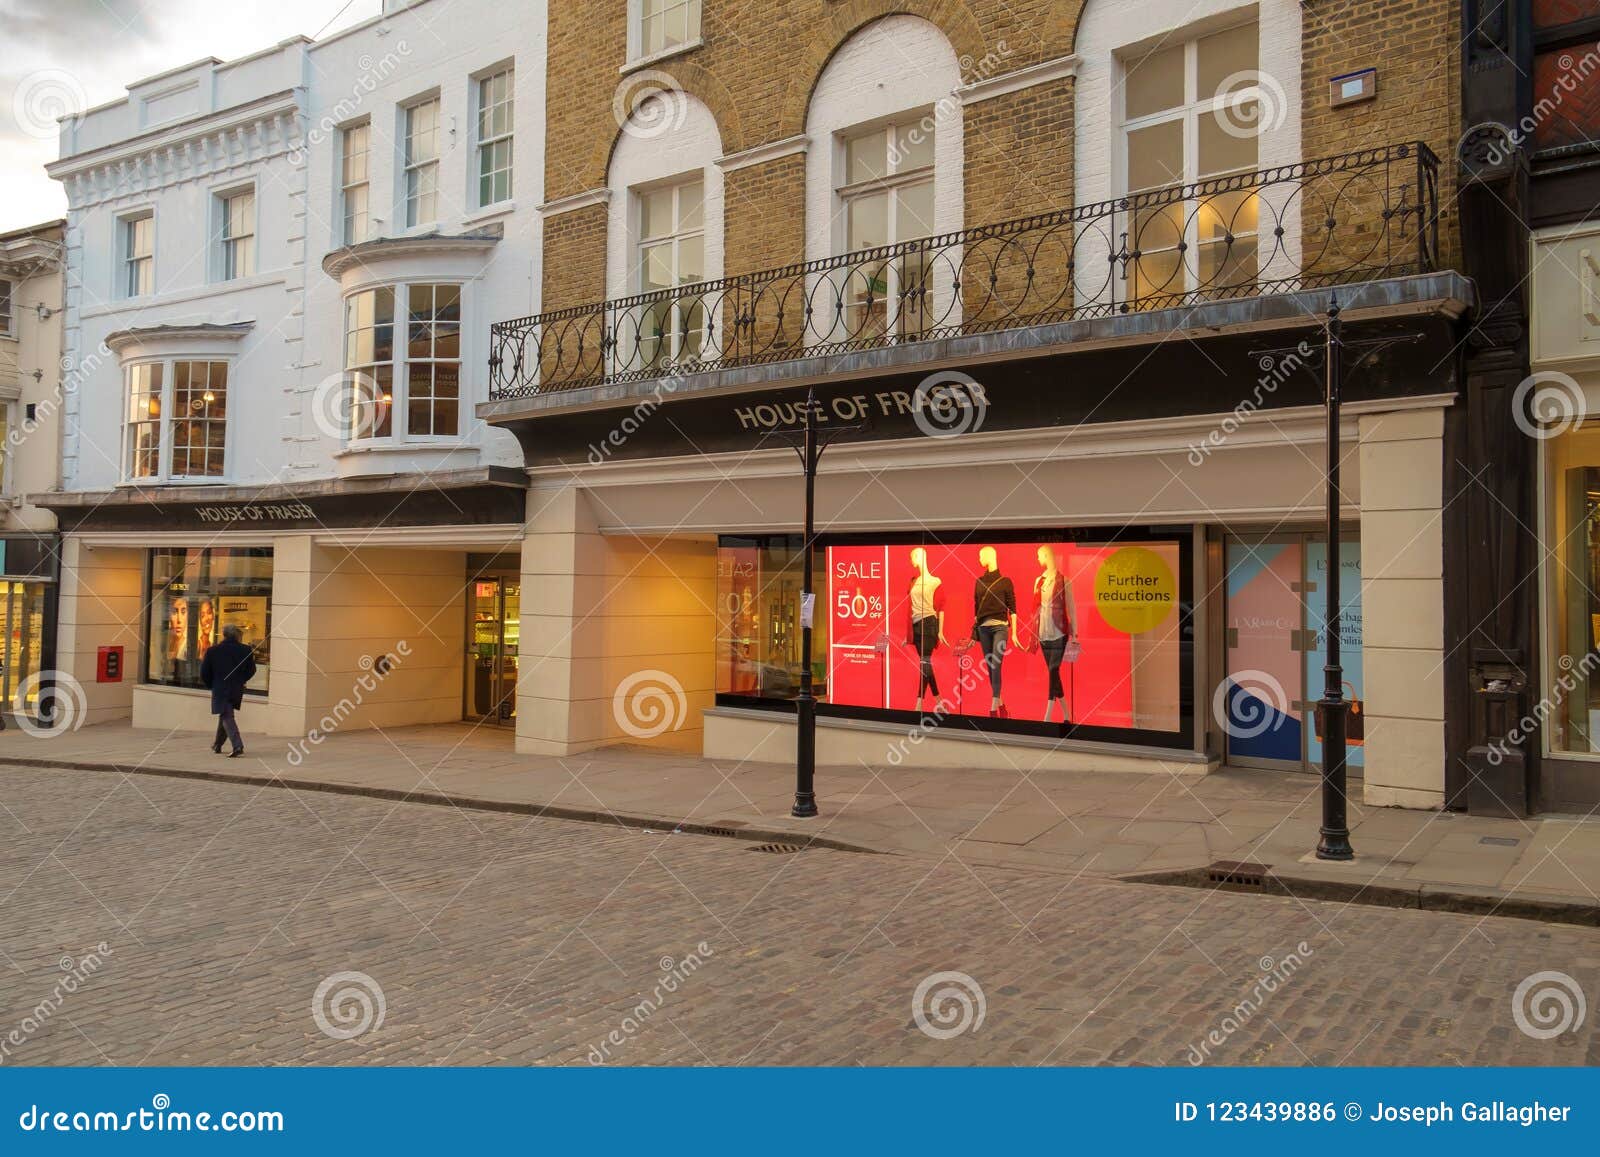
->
[2,765,1597,1067]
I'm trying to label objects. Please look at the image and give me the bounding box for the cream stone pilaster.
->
[516,483,716,755]
[1358,407,1448,809]
[54,539,142,727]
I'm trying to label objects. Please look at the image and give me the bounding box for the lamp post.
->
[763,383,862,819]
[793,386,820,818]
[1316,295,1354,861]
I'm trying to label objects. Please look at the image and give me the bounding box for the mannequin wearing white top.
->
[1034,545,1078,722]
[908,547,947,708]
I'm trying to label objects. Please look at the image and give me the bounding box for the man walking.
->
[200,624,257,757]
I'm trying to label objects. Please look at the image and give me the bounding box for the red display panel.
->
[825,540,1182,730]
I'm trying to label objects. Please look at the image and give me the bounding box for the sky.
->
[0,0,383,233]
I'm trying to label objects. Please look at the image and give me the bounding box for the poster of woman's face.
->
[167,599,189,661]
[198,599,216,650]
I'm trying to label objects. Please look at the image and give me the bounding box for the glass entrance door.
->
[468,577,519,724]
[0,581,47,716]
[1222,535,1362,772]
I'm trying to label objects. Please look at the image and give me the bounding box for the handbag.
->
[1063,639,1082,663]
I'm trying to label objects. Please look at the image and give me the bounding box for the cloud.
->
[1,0,160,57]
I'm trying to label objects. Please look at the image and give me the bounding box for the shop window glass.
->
[1547,423,1600,754]
[716,536,827,701]
[145,548,272,694]
[716,532,1190,744]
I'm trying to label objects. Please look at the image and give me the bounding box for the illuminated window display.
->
[716,536,828,702]
[1545,422,1600,755]
[145,548,272,694]
[716,530,1192,747]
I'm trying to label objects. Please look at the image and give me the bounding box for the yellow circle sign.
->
[1094,547,1177,634]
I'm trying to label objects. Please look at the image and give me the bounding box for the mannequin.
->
[905,547,947,709]
[973,546,1019,717]
[1032,545,1078,722]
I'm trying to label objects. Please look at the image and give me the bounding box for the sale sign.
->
[827,545,890,708]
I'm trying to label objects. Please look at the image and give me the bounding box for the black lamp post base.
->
[791,794,819,818]
[1316,831,1355,861]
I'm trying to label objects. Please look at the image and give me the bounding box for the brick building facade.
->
[477,0,1482,817]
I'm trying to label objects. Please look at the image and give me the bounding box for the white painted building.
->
[0,218,65,720]
[39,0,546,737]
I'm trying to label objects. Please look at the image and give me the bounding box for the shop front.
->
[0,533,60,724]
[487,281,1467,796]
[36,468,528,736]
[1529,222,1600,812]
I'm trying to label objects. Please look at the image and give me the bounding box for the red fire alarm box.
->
[97,645,124,683]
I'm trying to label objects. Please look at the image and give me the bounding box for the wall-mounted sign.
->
[1330,68,1377,108]
[504,317,1459,467]
[52,480,528,535]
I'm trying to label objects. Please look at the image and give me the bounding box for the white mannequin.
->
[1034,545,1077,722]
[977,545,1019,716]
[908,547,947,708]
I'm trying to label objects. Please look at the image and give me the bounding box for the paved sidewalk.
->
[2,721,1598,920]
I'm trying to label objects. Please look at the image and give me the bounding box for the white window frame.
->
[0,279,12,337]
[402,95,442,229]
[473,65,515,209]
[119,210,155,299]
[632,176,707,371]
[626,0,703,65]
[341,280,466,445]
[121,357,234,484]
[833,118,937,341]
[0,399,14,497]
[212,185,257,282]
[340,120,372,245]
[1117,21,1262,301]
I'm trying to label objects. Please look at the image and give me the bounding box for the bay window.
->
[1121,21,1261,304]
[343,282,461,441]
[123,360,229,482]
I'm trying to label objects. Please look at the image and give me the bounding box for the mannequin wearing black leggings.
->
[906,547,947,708]
[1033,546,1076,723]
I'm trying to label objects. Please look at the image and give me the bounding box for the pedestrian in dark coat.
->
[200,624,256,756]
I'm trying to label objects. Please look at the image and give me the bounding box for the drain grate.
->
[749,842,806,855]
[1206,859,1267,887]
[1479,836,1519,847]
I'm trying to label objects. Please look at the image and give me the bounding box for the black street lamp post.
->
[1317,297,1354,861]
[793,387,821,818]
[764,384,862,819]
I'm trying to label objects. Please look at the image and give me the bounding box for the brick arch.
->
[777,0,1081,137]
[589,63,744,187]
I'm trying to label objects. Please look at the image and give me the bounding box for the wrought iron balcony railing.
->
[490,141,1439,399]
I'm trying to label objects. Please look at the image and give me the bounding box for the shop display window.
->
[1546,423,1600,755]
[145,548,272,694]
[716,530,1193,747]
[716,536,827,702]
